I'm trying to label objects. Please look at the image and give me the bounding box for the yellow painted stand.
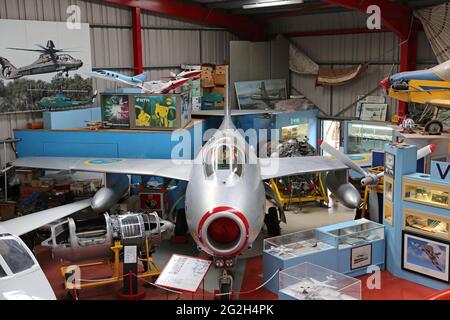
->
[359,166,385,219]
[62,239,160,292]
[270,173,329,208]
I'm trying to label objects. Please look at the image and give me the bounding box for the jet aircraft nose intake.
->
[198,207,249,257]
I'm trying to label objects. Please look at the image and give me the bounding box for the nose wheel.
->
[218,269,233,300]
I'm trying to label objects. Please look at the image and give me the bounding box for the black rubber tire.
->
[424,120,443,134]
[265,207,281,236]
[220,283,231,300]
[174,208,188,236]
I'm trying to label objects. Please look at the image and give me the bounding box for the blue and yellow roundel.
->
[83,159,124,166]
[348,155,370,163]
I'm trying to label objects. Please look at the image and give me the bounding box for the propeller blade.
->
[417,144,436,160]
[7,47,45,52]
[320,141,368,177]
[368,188,380,222]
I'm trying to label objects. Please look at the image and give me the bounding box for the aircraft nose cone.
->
[335,184,361,209]
[380,76,390,90]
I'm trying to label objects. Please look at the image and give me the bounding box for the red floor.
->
[35,246,437,300]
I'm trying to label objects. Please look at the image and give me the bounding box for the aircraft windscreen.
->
[0,234,35,274]
[432,60,450,81]
[204,140,244,178]
[0,263,6,278]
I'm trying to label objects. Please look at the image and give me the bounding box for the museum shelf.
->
[278,262,361,300]
[403,208,450,240]
[403,177,450,209]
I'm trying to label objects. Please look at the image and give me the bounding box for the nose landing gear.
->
[218,269,233,300]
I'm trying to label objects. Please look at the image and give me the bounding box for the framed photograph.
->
[358,103,388,121]
[235,79,287,110]
[101,94,130,128]
[384,152,395,177]
[351,244,372,270]
[402,231,450,283]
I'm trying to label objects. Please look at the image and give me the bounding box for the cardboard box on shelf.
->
[215,65,228,75]
[201,78,215,88]
[213,73,226,85]
[201,65,214,73]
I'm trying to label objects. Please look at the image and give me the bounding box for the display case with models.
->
[403,208,449,240]
[403,176,450,209]
[344,120,395,154]
[278,262,361,300]
[317,219,385,276]
[263,229,337,294]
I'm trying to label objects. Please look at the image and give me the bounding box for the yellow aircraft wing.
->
[425,99,450,108]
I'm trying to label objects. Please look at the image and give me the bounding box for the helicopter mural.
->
[0,40,83,80]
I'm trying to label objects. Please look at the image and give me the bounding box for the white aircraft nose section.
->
[198,207,249,257]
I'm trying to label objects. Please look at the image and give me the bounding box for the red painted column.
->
[131,7,143,75]
[398,20,419,116]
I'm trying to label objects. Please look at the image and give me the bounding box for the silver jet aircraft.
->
[12,106,351,296]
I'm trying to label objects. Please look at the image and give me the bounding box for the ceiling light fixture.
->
[243,0,304,9]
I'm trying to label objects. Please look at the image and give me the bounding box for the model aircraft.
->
[37,91,97,109]
[88,69,149,86]
[163,69,202,80]
[0,40,83,80]
[288,276,342,300]
[411,241,443,272]
[0,199,92,300]
[140,77,190,94]
[88,68,190,94]
[380,59,450,132]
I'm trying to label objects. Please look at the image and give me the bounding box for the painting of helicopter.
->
[380,59,450,133]
[0,40,83,80]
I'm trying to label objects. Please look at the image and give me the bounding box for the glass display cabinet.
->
[403,178,450,209]
[403,209,449,240]
[263,229,335,260]
[345,120,395,154]
[278,262,361,300]
[320,219,385,249]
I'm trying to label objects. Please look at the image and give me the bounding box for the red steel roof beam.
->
[101,0,266,41]
[131,7,143,75]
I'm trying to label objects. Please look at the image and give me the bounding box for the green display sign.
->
[291,118,301,125]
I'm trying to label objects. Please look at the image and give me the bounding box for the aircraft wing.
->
[426,99,450,108]
[13,157,192,181]
[192,110,279,117]
[0,199,91,236]
[260,156,348,180]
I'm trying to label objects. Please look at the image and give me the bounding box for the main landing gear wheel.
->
[424,120,443,134]
[265,207,281,236]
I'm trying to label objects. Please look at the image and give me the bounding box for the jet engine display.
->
[42,212,174,262]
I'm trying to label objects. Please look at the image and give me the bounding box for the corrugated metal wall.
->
[0,0,238,164]
[270,11,438,117]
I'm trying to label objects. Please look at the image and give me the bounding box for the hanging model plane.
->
[37,91,98,109]
[88,69,193,94]
[380,59,450,132]
[162,69,202,80]
[0,40,83,80]
[88,70,149,86]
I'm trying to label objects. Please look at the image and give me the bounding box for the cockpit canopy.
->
[0,233,35,278]
[203,136,246,178]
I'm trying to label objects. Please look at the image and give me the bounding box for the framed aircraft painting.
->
[235,79,287,110]
[402,231,450,283]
